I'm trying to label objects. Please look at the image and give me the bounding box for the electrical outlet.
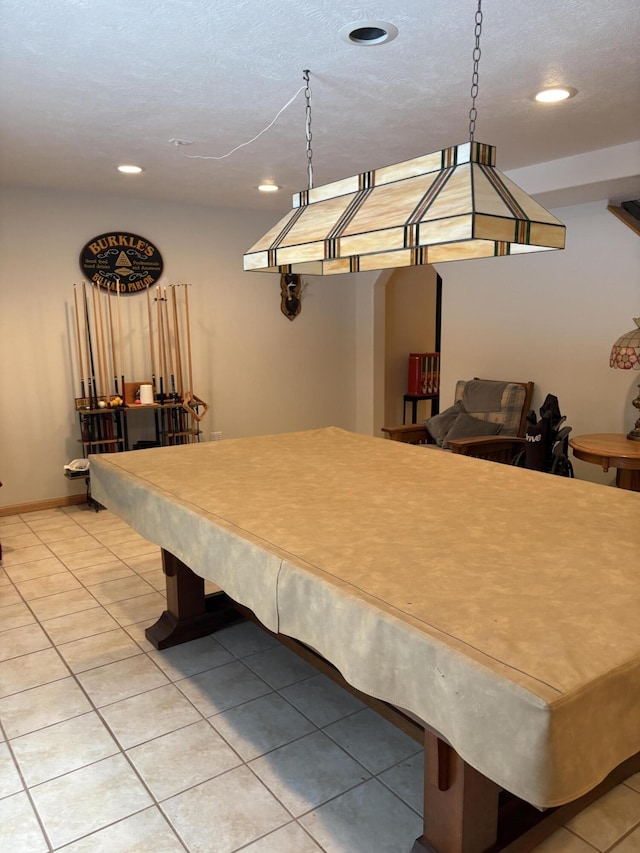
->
[211,431,223,441]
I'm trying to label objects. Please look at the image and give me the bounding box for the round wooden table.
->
[569,433,640,491]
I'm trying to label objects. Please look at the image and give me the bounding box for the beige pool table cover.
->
[89,427,640,808]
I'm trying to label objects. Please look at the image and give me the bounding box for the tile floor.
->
[0,505,639,853]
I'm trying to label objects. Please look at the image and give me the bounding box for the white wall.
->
[384,265,439,426]
[354,273,387,436]
[0,186,359,507]
[436,200,640,486]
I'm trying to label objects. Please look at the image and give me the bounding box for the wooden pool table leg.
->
[145,549,242,649]
[412,733,500,853]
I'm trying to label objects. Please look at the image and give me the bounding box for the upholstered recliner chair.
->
[382,378,534,464]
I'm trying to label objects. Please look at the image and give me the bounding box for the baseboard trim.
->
[0,494,87,518]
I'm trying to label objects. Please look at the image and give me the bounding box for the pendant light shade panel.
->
[243,142,566,275]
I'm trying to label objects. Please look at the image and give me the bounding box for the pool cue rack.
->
[70,281,208,459]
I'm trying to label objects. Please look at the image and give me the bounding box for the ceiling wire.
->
[172,83,308,161]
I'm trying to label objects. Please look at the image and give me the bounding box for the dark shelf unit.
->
[75,402,204,458]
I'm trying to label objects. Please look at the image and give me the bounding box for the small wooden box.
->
[75,395,109,411]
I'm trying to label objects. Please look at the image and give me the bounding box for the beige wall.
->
[436,200,640,486]
[354,273,388,436]
[384,266,439,426]
[2,186,638,507]
[0,186,361,507]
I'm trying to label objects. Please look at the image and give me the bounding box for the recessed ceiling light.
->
[534,87,576,104]
[117,164,143,174]
[339,20,398,46]
[258,183,279,193]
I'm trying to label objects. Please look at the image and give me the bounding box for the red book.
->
[407,354,422,395]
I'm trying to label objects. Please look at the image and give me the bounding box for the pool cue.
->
[160,286,167,403]
[146,283,156,397]
[164,286,178,435]
[89,283,99,398]
[156,287,166,403]
[90,282,106,401]
[106,281,118,395]
[162,285,176,435]
[155,289,161,403]
[82,281,99,432]
[183,283,194,395]
[82,282,97,408]
[173,291,181,424]
[101,280,112,395]
[171,284,183,398]
[116,278,124,397]
[161,285,169,381]
[96,281,110,397]
[72,284,86,398]
[162,286,176,400]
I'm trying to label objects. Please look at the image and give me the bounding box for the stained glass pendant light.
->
[244,2,566,275]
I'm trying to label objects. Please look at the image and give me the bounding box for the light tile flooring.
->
[0,505,639,853]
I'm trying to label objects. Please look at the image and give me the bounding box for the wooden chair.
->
[382,379,534,465]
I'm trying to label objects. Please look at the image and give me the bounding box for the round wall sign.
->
[79,232,164,294]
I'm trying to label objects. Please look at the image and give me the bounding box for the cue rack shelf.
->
[75,400,205,458]
[70,280,209,463]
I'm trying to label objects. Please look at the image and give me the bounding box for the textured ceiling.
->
[1,0,639,212]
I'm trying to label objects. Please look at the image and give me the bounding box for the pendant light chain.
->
[468,0,483,143]
[303,69,313,190]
